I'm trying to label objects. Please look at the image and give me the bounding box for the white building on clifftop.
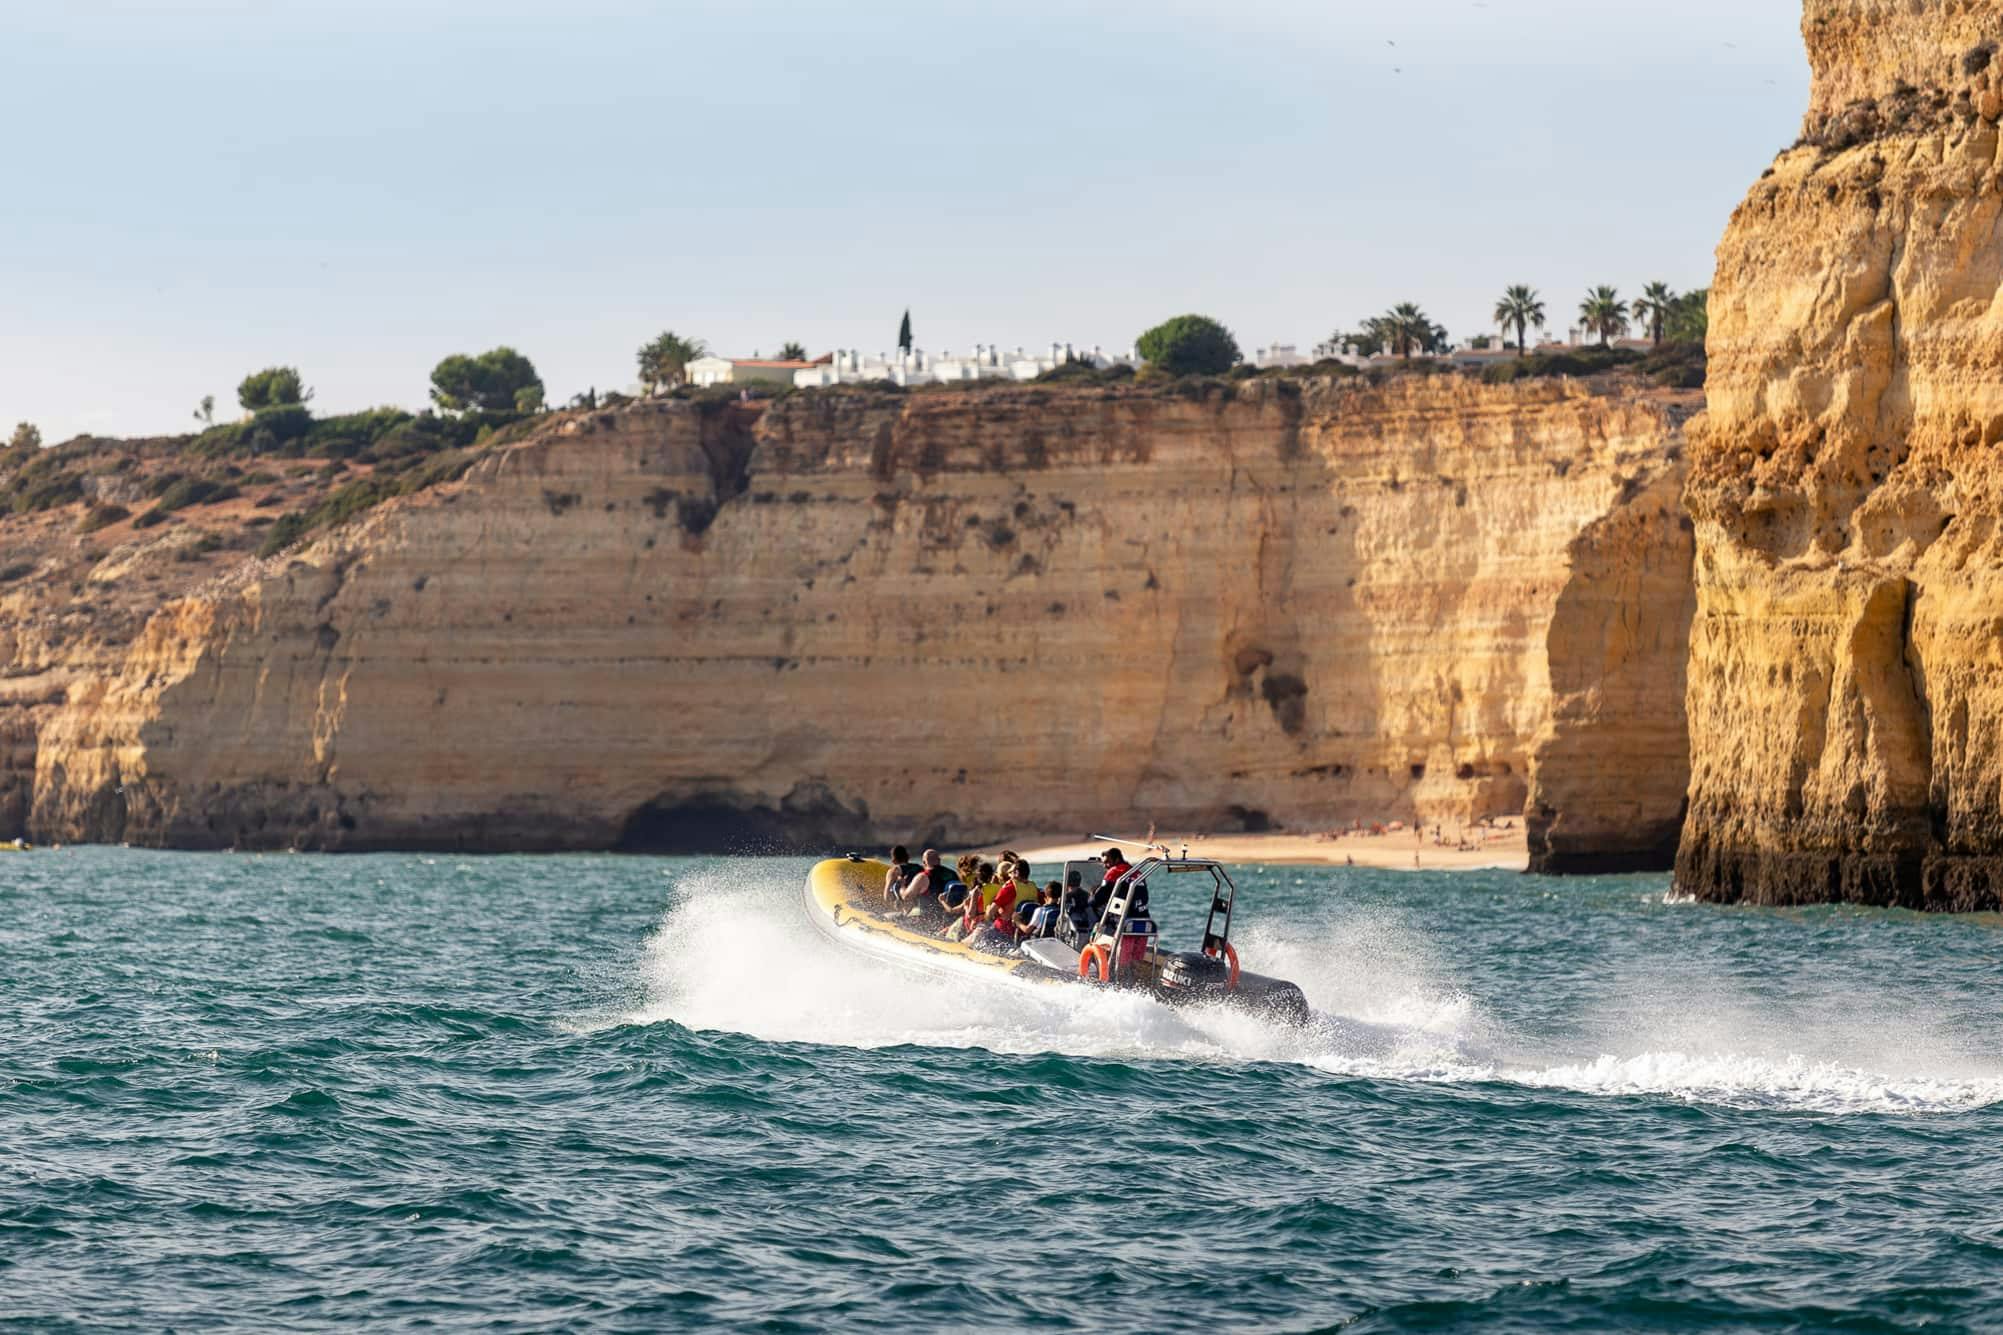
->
[793,342,1137,388]
[687,353,831,387]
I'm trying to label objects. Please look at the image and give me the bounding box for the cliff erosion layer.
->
[12,377,1693,861]
[1680,2,2003,907]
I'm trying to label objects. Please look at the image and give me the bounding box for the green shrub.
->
[252,403,314,446]
[305,406,412,461]
[192,404,432,461]
[174,533,226,562]
[78,502,131,533]
[256,445,480,558]
[154,477,239,512]
[1034,361,1133,387]
[133,476,240,528]
[237,366,309,411]
[1481,346,1644,385]
[0,561,34,583]
[257,512,311,557]
[7,473,84,514]
[430,347,542,414]
[1136,314,1241,376]
[1635,340,1706,389]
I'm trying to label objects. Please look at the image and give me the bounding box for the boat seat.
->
[1020,938,1081,973]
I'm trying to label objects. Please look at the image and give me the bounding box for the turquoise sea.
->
[7,848,2003,1332]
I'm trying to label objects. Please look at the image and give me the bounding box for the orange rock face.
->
[1679,1,2003,906]
[18,379,1692,860]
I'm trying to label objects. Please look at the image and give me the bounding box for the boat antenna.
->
[1088,827,1173,856]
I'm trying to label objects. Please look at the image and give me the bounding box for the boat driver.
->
[1089,846,1131,926]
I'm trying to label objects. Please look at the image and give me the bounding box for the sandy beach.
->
[1016,825,1528,872]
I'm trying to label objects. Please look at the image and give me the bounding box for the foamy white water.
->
[630,862,2003,1118]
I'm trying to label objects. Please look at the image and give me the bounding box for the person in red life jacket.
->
[943,862,997,941]
[1089,847,1132,928]
[965,862,1027,952]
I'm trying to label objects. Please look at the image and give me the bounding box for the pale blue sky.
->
[2,1,1806,442]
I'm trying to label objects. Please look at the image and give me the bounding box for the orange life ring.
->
[1077,943,1113,983]
[1203,941,1242,990]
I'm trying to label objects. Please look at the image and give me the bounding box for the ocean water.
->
[7,849,2003,1332]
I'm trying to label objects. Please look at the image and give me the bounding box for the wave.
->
[1509,1050,2003,1114]
[615,861,2003,1118]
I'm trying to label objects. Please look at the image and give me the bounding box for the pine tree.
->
[897,310,913,353]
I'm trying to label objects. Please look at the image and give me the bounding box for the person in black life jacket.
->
[894,848,953,912]
[880,845,922,907]
[1060,869,1095,945]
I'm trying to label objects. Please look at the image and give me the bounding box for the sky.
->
[1,0,1808,443]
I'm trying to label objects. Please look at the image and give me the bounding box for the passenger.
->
[1059,869,1094,944]
[944,862,998,941]
[965,864,1025,952]
[1025,881,1063,938]
[881,844,922,907]
[1006,860,1032,912]
[1012,882,1046,937]
[894,848,951,912]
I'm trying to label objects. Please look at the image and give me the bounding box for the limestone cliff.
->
[1680,1,2003,907]
[9,378,1692,859]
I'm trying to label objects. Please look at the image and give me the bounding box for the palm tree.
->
[637,331,708,395]
[1630,282,1676,348]
[1493,285,1545,356]
[1375,302,1434,359]
[1665,288,1709,344]
[778,341,808,361]
[1332,326,1385,358]
[1578,287,1630,348]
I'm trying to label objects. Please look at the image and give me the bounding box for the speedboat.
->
[804,847,1311,1025]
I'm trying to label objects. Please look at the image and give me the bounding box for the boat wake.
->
[616,862,2003,1118]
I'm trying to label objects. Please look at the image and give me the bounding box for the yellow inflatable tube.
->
[804,857,1043,984]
